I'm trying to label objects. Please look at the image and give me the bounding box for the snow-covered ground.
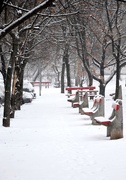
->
[0,76,126,180]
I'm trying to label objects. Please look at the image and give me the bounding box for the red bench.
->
[31,81,51,88]
[67,90,89,110]
[94,99,123,140]
[81,95,104,124]
[72,91,89,113]
[94,101,120,126]
[66,86,96,96]
[66,86,98,100]
[67,90,79,107]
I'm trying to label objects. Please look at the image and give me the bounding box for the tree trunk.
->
[84,64,93,86]
[3,35,18,127]
[99,82,105,96]
[61,43,70,94]
[0,45,6,85]
[114,60,120,100]
[3,67,12,127]
[10,70,17,118]
[61,61,65,93]
[65,44,71,87]
[15,60,26,109]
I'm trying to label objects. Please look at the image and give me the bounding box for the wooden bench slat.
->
[66,86,96,91]
[73,102,80,108]
[94,116,112,125]
[81,107,94,115]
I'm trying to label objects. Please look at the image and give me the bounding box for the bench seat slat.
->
[81,107,94,115]
[67,99,73,102]
[73,102,80,108]
[94,116,112,125]
[66,86,96,91]
[66,94,75,97]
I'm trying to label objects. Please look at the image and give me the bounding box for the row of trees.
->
[0,0,126,127]
[0,0,56,127]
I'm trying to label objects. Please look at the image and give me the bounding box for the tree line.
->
[0,0,126,127]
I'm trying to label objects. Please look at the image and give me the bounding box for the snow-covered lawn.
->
[0,77,126,180]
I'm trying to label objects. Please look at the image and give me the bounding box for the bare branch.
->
[0,0,55,40]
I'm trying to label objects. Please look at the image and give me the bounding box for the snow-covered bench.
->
[66,86,96,96]
[67,90,79,107]
[94,99,123,140]
[66,88,98,100]
[72,91,89,113]
[81,95,104,125]
[67,90,86,108]
[78,91,89,113]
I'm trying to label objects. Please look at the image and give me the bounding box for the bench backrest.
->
[112,99,123,119]
[112,101,120,111]
[92,94,104,116]
[66,86,96,91]
[93,95,103,103]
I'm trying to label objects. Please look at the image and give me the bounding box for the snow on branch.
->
[116,0,126,2]
[0,0,55,40]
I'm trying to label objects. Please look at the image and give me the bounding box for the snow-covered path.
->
[0,87,126,180]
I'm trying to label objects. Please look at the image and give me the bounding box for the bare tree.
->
[1,0,56,127]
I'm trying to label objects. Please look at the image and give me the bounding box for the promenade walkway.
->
[0,87,126,180]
